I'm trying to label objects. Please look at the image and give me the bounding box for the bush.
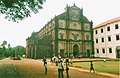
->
[0,56,5,60]
[12,57,21,60]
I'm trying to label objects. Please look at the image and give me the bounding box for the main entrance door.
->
[116,46,120,58]
[73,44,79,58]
[87,49,90,58]
[60,49,64,58]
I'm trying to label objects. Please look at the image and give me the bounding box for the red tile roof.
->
[94,16,120,29]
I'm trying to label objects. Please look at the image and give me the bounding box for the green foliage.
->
[13,45,26,57]
[0,40,26,57]
[0,40,7,56]
[1,40,7,46]
[12,57,21,60]
[0,57,5,60]
[0,0,46,22]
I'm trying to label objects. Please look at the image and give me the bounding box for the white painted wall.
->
[94,21,120,58]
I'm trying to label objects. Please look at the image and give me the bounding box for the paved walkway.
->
[0,58,119,78]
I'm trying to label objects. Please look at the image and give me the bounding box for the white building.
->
[94,16,120,58]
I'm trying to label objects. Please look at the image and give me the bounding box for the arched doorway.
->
[73,44,79,58]
[60,49,64,58]
[116,46,120,58]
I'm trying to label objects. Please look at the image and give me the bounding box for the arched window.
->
[86,35,89,40]
[59,33,64,39]
[72,33,79,40]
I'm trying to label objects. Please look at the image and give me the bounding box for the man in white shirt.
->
[58,59,64,78]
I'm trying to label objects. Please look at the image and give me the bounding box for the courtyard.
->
[0,58,119,78]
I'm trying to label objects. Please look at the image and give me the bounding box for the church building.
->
[26,4,94,59]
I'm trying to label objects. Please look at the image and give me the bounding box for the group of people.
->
[57,57,69,78]
[43,56,70,78]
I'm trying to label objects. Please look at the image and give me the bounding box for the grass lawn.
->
[72,60,120,75]
[0,64,18,78]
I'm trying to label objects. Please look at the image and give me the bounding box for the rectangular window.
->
[102,48,105,53]
[96,49,99,53]
[101,38,104,42]
[95,30,98,34]
[107,26,110,31]
[116,35,120,40]
[96,39,98,43]
[101,28,103,33]
[115,24,119,29]
[109,48,112,53]
[108,36,111,41]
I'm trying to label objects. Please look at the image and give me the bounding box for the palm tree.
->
[1,40,7,57]
[8,43,12,51]
[8,43,10,48]
[1,40,7,46]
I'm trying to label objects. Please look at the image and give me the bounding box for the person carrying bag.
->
[58,59,64,78]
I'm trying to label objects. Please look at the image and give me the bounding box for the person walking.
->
[90,61,95,73]
[58,59,64,78]
[65,58,69,78]
[44,61,47,75]
[43,57,46,66]
[43,57,47,74]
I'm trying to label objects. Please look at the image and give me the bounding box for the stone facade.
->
[26,4,94,59]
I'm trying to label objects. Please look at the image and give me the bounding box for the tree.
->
[1,40,7,46]
[1,40,7,51]
[13,45,26,57]
[1,40,7,56]
[8,43,11,49]
[0,0,46,22]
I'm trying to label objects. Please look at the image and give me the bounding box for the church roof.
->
[56,4,90,22]
[82,15,90,22]
[57,12,66,19]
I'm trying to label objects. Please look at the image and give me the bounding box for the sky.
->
[0,0,120,47]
